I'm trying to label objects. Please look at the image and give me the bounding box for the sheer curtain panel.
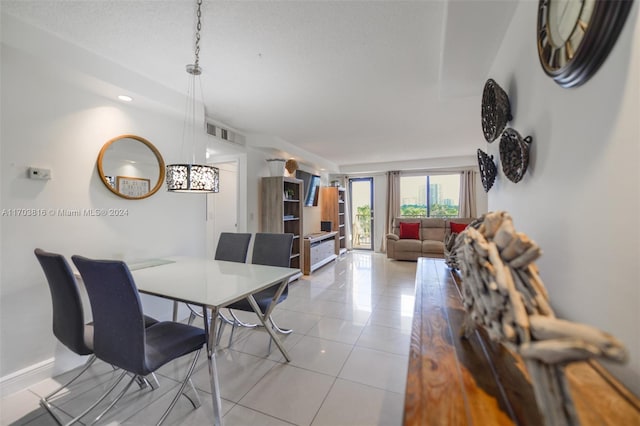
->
[382,171,401,252]
[459,170,477,218]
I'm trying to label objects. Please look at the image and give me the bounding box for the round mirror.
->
[97,134,165,200]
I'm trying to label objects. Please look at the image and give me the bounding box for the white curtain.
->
[459,170,477,218]
[381,171,401,252]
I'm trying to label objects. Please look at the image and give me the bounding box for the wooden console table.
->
[404,258,640,425]
[303,232,338,275]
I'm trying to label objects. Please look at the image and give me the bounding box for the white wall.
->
[245,147,269,235]
[243,135,328,238]
[0,27,207,384]
[486,2,639,393]
[302,205,322,236]
[300,169,326,236]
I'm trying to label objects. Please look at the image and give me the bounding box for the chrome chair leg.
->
[89,374,137,425]
[182,379,202,409]
[39,355,98,425]
[229,309,259,328]
[134,374,147,389]
[227,309,260,347]
[216,320,226,347]
[266,317,292,355]
[228,319,237,348]
[227,312,292,347]
[145,373,160,390]
[132,372,159,390]
[156,349,202,425]
[65,370,128,425]
[41,355,97,403]
[190,306,235,329]
[187,304,203,325]
[218,311,234,325]
[269,317,293,334]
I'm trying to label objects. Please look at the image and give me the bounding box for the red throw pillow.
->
[399,222,420,239]
[450,222,468,234]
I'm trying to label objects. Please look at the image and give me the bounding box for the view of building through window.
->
[400,174,460,217]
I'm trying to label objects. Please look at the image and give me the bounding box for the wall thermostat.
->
[28,167,52,180]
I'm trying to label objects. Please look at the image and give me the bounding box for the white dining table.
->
[128,256,298,426]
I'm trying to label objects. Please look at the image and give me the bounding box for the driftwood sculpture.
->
[455,211,628,426]
[444,216,483,270]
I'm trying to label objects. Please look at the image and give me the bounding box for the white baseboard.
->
[0,358,55,398]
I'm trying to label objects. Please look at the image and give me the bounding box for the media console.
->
[303,231,338,275]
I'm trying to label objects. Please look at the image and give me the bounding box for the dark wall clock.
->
[537,0,633,88]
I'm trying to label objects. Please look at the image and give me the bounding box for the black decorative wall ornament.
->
[477,149,497,192]
[500,128,532,183]
[481,79,512,143]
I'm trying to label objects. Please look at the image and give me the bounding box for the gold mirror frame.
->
[97,134,166,200]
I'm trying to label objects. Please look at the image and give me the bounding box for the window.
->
[399,174,460,218]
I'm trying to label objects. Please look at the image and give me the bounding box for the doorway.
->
[349,177,373,250]
[206,161,238,258]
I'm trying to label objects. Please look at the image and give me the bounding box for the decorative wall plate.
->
[537,0,633,88]
[500,128,532,183]
[481,79,512,143]
[477,148,497,192]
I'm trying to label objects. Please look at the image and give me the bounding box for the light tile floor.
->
[1,252,417,426]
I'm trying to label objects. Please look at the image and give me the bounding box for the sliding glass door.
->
[349,177,373,250]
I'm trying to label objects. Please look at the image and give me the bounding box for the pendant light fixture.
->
[166,0,219,193]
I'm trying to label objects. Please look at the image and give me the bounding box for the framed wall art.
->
[117,176,151,198]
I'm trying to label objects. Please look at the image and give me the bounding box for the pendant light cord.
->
[166,0,219,193]
[180,0,204,165]
[194,0,202,68]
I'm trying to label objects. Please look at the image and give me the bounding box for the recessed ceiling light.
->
[118,95,133,102]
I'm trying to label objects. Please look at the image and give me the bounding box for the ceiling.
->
[2,1,517,168]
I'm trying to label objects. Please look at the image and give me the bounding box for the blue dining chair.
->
[224,232,294,346]
[34,248,160,425]
[72,255,206,425]
[214,232,253,262]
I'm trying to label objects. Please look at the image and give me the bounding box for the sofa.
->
[386,217,477,261]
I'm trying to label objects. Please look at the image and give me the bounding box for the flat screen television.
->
[296,170,320,207]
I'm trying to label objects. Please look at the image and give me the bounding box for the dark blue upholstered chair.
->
[224,233,294,345]
[187,232,252,327]
[34,248,159,425]
[72,255,206,425]
[214,232,252,262]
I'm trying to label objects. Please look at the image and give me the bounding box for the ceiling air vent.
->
[206,123,246,146]
[206,123,217,136]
